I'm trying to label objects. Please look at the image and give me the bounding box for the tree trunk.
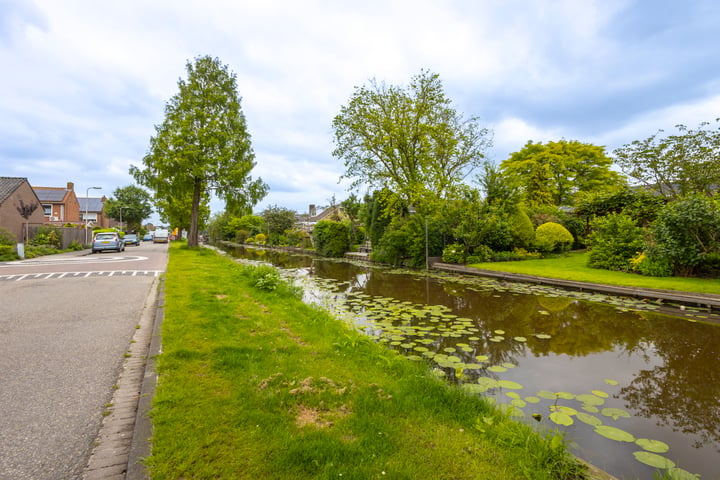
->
[188,178,202,247]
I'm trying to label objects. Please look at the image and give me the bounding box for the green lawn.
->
[468,251,720,295]
[146,244,588,480]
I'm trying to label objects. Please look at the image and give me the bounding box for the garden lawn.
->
[146,244,587,480]
[468,251,720,295]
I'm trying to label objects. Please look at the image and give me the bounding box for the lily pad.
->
[549,412,574,426]
[511,398,527,408]
[556,391,575,400]
[591,389,609,398]
[498,379,523,390]
[594,425,635,442]
[582,405,599,413]
[501,362,516,369]
[635,438,670,453]
[576,412,602,426]
[601,407,631,420]
[477,377,500,390]
[632,451,675,469]
[576,394,605,406]
[488,365,507,373]
[603,378,619,386]
[537,390,558,400]
[513,336,527,342]
[550,405,578,416]
[524,396,541,404]
[505,392,521,399]
[494,329,505,335]
[534,333,552,339]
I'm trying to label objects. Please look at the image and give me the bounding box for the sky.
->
[1,0,719,222]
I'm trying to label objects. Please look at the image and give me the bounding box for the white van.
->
[153,228,170,244]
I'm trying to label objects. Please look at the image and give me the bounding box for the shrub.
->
[442,243,465,264]
[534,222,574,253]
[286,228,313,249]
[313,220,350,257]
[490,248,542,262]
[466,245,493,264]
[645,194,720,276]
[637,254,673,277]
[32,226,62,249]
[68,240,83,251]
[508,210,535,249]
[253,233,266,245]
[0,227,16,245]
[588,213,644,272]
[249,264,282,291]
[0,244,18,261]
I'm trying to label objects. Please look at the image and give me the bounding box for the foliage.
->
[0,244,16,261]
[223,214,264,243]
[534,222,574,253]
[261,205,296,245]
[467,245,493,263]
[104,185,154,233]
[507,209,535,249]
[588,213,644,272]
[613,119,720,199]
[644,194,720,276]
[68,240,83,251]
[249,264,282,291]
[332,70,492,205]
[32,226,62,249]
[490,248,543,262]
[253,233,266,245]
[132,55,268,247]
[372,214,438,267]
[501,140,625,207]
[442,243,465,263]
[574,187,665,227]
[0,227,16,245]
[312,220,350,257]
[285,228,313,248]
[476,161,524,212]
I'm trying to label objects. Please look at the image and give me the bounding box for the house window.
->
[81,212,98,222]
[43,204,52,216]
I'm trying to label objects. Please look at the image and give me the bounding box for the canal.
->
[221,244,719,480]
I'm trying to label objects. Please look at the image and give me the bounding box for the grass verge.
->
[469,251,720,295]
[147,244,588,479]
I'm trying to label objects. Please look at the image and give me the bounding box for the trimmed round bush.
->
[534,222,574,253]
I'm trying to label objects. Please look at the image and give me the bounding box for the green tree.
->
[131,55,268,247]
[224,214,264,242]
[534,222,574,253]
[261,205,296,245]
[501,140,625,207]
[614,120,720,199]
[332,70,492,205]
[313,220,350,257]
[104,185,154,233]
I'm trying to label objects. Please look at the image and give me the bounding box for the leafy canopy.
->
[131,55,267,247]
[332,70,492,205]
[104,185,153,232]
[501,140,625,207]
[614,119,720,199]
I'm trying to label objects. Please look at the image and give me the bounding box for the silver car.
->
[91,232,125,253]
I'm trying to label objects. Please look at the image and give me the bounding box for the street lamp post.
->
[85,186,101,245]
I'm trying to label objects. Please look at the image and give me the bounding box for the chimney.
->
[309,204,316,216]
[67,181,74,191]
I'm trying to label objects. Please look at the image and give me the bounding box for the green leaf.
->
[576,393,605,406]
[594,425,635,442]
[576,412,602,426]
[498,380,523,390]
[632,451,675,469]
[591,389,609,398]
[666,467,700,480]
[635,438,670,453]
[549,412,574,426]
[601,407,630,420]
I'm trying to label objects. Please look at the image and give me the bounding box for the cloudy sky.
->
[1,0,719,220]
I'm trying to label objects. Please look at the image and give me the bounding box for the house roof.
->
[78,197,104,213]
[34,187,69,202]
[0,177,28,204]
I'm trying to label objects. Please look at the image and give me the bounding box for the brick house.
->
[78,196,110,228]
[0,177,46,242]
[33,181,81,225]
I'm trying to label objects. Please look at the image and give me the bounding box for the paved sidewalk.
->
[82,278,163,480]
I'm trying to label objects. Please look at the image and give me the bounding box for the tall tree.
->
[332,70,492,205]
[104,185,154,232]
[501,140,625,207]
[131,55,268,247]
[613,119,720,199]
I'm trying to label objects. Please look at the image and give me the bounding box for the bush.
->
[466,245,493,264]
[249,264,282,291]
[313,220,350,257]
[645,194,720,276]
[286,228,313,249]
[68,240,83,251]
[442,243,465,264]
[253,233,266,245]
[490,248,542,262]
[534,222,574,253]
[0,244,18,261]
[637,254,673,277]
[0,227,16,246]
[508,210,535,249]
[588,213,644,272]
[32,226,62,249]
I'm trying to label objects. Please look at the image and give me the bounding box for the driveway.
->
[0,243,168,479]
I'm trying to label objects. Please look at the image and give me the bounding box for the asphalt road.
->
[0,242,168,480]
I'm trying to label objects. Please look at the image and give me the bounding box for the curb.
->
[82,276,163,479]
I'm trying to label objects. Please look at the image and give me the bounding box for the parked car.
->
[91,232,125,253]
[153,228,170,244]
[142,233,153,241]
[124,233,140,246]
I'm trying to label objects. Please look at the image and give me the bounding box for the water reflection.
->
[220,244,720,479]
